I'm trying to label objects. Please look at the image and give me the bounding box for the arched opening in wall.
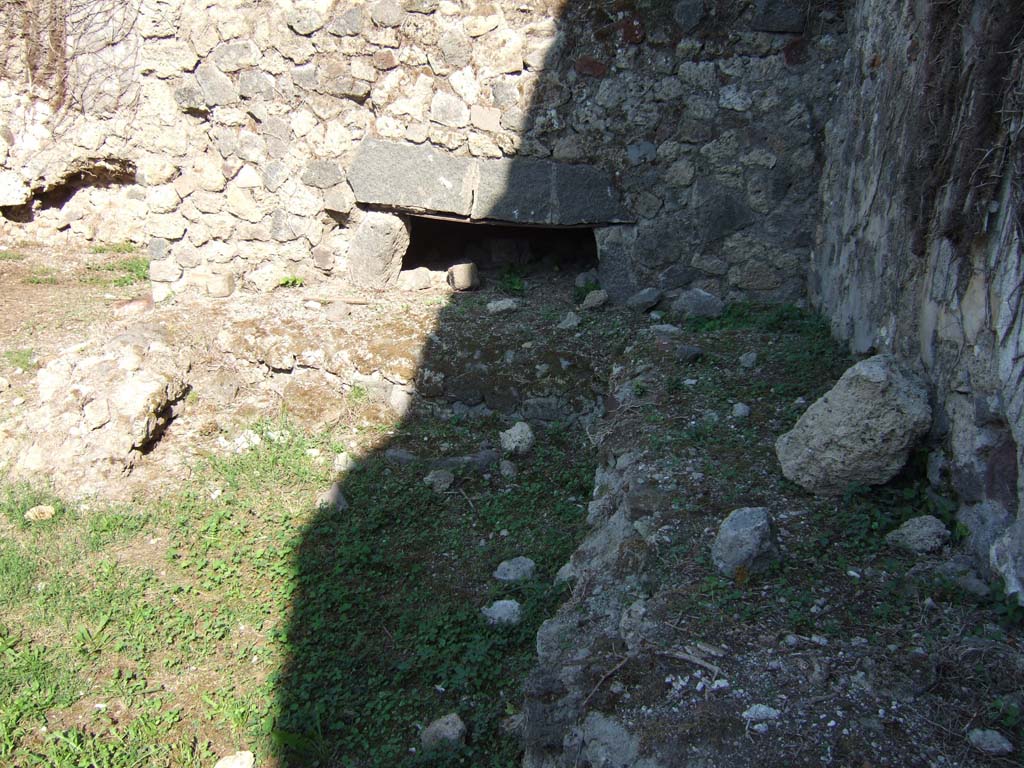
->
[403,215,598,282]
[0,160,146,244]
[34,161,138,212]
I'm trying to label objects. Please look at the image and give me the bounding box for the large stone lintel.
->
[348,138,631,226]
[347,139,476,217]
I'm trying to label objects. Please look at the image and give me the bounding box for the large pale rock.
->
[346,212,409,290]
[775,355,931,495]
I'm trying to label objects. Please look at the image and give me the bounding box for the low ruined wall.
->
[0,0,842,304]
[814,0,1024,596]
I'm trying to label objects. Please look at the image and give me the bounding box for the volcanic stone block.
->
[472,159,553,224]
[555,163,631,225]
[348,139,632,227]
[595,225,639,303]
[194,62,239,106]
[348,139,474,217]
[751,0,805,33]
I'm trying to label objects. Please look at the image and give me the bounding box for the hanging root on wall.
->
[4,0,140,126]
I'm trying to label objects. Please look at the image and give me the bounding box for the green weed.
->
[85,256,149,286]
[277,276,304,288]
[497,267,526,295]
[2,349,34,370]
[573,280,600,304]
[348,384,368,403]
[90,241,139,255]
[0,407,596,765]
[23,270,57,285]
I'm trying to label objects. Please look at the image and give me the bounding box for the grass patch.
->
[0,250,25,261]
[90,241,139,255]
[682,302,824,334]
[496,267,526,296]
[2,349,35,371]
[85,256,149,287]
[23,270,57,285]
[0,415,594,766]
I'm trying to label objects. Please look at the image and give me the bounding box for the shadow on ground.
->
[269,265,625,766]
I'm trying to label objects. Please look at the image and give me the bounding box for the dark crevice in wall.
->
[0,159,138,222]
[36,161,138,210]
[403,215,598,275]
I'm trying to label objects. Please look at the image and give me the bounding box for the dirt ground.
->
[1,235,1021,767]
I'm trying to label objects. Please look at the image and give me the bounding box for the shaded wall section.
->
[813,0,1024,596]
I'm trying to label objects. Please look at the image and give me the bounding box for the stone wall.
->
[814,0,1024,596]
[0,0,843,303]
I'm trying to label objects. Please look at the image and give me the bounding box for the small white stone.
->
[732,402,751,419]
[968,728,1014,756]
[421,713,466,749]
[557,311,581,329]
[481,599,522,625]
[24,504,56,522]
[333,452,355,474]
[234,430,262,453]
[742,704,780,722]
[493,556,536,582]
[424,469,454,493]
[500,421,535,455]
[316,482,349,511]
[580,289,608,310]
[213,751,255,768]
[487,298,519,314]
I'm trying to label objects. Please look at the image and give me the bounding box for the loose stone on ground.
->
[421,713,467,750]
[775,354,931,495]
[711,507,780,577]
[482,599,522,625]
[885,515,950,554]
[493,556,536,582]
[500,421,535,455]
